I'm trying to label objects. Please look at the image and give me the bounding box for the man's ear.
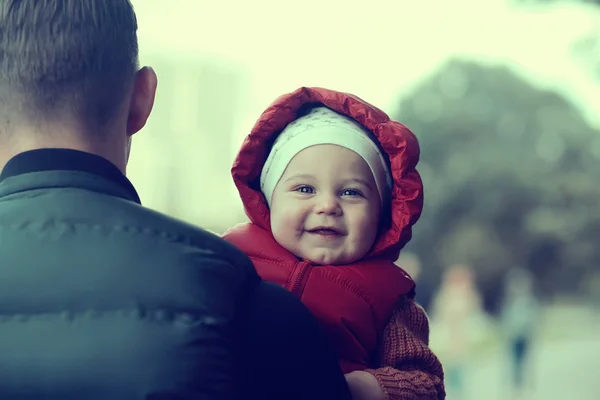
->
[127,66,158,136]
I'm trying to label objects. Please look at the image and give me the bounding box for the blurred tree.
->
[395,59,600,313]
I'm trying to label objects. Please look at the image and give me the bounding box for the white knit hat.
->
[260,107,392,206]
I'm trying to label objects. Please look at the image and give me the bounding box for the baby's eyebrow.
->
[344,178,373,189]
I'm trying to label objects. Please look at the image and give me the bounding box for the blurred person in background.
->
[430,264,483,400]
[224,87,445,400]
[500,267,540,398]
[0,1,351,399]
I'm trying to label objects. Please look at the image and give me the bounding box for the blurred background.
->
[129,0,600,398]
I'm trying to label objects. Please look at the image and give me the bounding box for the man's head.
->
[0,0,157,172]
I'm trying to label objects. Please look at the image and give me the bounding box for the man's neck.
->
[0,133,127,174]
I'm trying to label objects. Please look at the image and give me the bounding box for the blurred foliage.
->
[572,29,600,81]
[395,59,600,313]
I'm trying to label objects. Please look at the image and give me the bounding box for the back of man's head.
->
[0,0,139,134]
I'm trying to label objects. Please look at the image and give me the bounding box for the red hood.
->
[231,87,423,261]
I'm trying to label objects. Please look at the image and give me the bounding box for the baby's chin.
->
[297,250,366,266]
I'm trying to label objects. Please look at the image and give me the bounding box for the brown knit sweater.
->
[365,296,446,400]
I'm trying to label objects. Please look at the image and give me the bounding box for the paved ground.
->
[441,303,600,400]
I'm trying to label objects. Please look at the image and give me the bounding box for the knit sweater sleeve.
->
[364,297,445,400]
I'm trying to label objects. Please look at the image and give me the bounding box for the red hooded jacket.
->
[223,87,424,374]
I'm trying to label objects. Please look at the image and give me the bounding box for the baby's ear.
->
[378,200,393,232]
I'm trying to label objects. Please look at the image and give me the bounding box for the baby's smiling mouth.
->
[307,226,344,236]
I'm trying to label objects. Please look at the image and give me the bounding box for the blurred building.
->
[127,51,250,233]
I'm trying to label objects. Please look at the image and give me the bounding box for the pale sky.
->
[132,0,600,130]
[126,0,600,221]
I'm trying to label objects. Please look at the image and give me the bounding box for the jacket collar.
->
[0,149,141,204]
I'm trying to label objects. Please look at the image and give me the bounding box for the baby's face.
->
[270,144,381,265]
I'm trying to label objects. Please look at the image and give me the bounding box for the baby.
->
[224,87,445,400]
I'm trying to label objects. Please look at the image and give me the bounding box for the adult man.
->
[0,1,350,399]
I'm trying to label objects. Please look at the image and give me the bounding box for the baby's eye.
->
[342,189,362,197]
[296,186,314,194]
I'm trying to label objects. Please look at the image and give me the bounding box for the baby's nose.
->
[314,194,341,215]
